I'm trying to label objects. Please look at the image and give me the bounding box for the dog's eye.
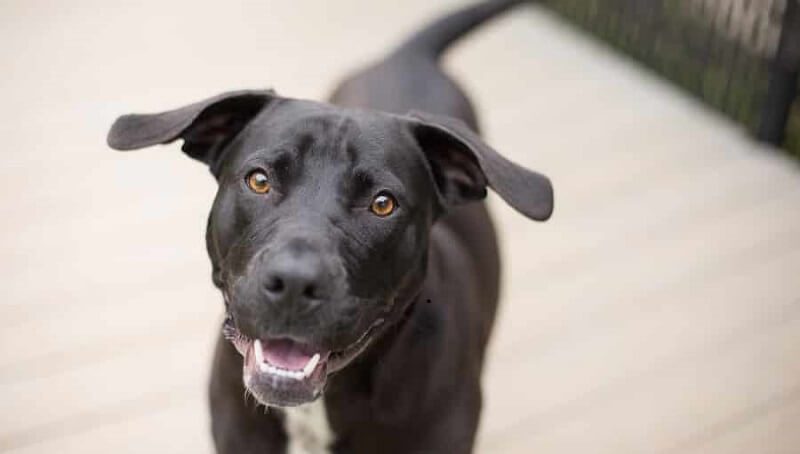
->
[370,192,397,217]
[246,170,271,194]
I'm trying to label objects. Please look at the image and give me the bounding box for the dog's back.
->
[330,0,526,130]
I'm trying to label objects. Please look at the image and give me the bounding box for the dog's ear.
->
[107,89,277,173]
[406,111,553,221]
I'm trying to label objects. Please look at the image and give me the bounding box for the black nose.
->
[262,249,332,305]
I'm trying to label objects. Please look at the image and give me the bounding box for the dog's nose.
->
[262,250,331,306]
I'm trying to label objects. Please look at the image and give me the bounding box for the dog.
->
[107,0,553,452]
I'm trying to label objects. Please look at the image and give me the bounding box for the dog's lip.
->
[242,339,328,407]
[246,338,329,381]
[326,317,386,372]
[222,315,385,371]
[222,315,386,405]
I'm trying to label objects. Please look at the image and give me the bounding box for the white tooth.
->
[303,353,321,377]
[259,362,269,373]
[253,340,265,364]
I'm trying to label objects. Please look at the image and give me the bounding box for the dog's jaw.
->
[243,339,329,407]
[223,316,387,407]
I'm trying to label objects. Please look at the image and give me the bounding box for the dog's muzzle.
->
[223,315,386,407]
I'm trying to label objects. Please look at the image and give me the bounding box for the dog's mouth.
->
[222,316,385,407]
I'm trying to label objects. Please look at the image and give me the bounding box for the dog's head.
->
[108,90,553,407]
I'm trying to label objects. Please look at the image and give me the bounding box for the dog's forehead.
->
[243,100,414,161]
[227,99,427,189]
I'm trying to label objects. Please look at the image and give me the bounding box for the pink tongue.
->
[261,338,315,370]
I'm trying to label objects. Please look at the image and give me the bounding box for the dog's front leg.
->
[416,391,482,454]
[209,335,287,453]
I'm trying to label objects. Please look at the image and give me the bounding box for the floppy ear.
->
[107,89,278,173]
[406,111,554,221]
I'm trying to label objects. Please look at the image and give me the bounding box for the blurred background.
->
[1,0,799,452]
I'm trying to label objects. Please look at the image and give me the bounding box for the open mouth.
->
[223,316,385,407]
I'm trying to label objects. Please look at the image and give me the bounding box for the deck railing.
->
[543,0,800,155]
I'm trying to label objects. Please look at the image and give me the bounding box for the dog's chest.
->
[282,399,334,454]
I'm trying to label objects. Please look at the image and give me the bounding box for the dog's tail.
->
[392,0,528,60]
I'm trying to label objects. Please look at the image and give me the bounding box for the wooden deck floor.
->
[2,1,800,452]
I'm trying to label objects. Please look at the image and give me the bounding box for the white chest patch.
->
[282,399,334,454]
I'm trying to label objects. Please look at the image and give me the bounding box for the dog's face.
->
[108,90,553,406]
[209,100,439,405]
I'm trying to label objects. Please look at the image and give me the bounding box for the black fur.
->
[107,0,552,452]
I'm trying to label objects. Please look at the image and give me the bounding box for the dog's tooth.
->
[303,353,321,377]
[259,361,269,373]
[253,339,265,364]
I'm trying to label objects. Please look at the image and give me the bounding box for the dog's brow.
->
[330,116,359,158]
[348,168,375,196]
[293,132,315,156]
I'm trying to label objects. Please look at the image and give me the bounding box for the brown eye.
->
[246,170,271,194]
[370,193,396,217]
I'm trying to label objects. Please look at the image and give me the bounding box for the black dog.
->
[108,0,552,452]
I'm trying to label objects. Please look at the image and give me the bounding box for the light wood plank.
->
[478,240,800,446]
[491,184,800,360]
[481,300,800,453]
[0,329,215,444]
[677,390,800,454]
[3,397,212,454]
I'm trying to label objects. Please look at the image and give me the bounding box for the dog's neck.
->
[282,400,334,454]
